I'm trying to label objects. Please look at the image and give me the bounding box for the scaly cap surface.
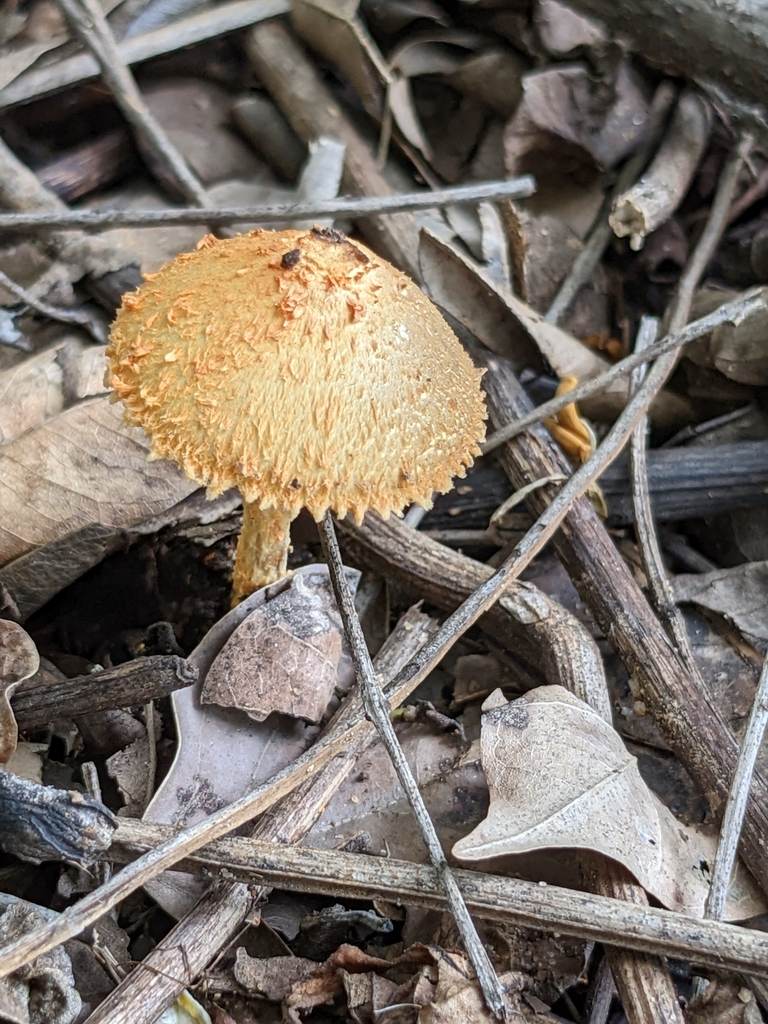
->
[106,227,486,522]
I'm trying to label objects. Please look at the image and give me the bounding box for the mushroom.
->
[106,226,487,602]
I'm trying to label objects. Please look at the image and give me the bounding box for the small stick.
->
[482,288,767,454]
[318,511,509,1022]
[629,316,700,677]
[0,267,106,342]
[545,81,677,325]
[55,0,208,206]
[111,819,768,977]
[610,89,711,251]
[627,134,750,683]
[0,289,705,977]
[0,0,290,110]
[0,178,536,233]
[691,653,768,1000]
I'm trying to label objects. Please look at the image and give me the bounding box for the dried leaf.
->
[0,395,196,568]
[0,337,95,445]
[533,0,607,57]
[419,228,624,407]
[144,567,356,919]
[234,949,318,1001]
[201,571,354,723]
[690,299,768,384]
[417,948,527,1024]
[453,686,765,918]
[292,0,388,119]
[0,902,81,1024]
[419,228,689,425]
[673,562,768,653]
[504,62,649,182]
[688,978,762,1024]
[0,35,67,92]
[106,713,159,818]
[307,723,483,863]
[0,619,39,763]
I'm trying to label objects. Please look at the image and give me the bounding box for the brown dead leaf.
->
[688,978,762,1024]
[233,948,318,1002]
[672,562,768,653]
[419,227,690,426]
[201,571,350,723]
[106,710,160,818]
[418,228,624,409]
[453,686,765,918]
[0,395,196,568]
[417,948,527,1024]
[0,619,39,763]
[504,62,649,183]
[144,567,356,920]
[0,337,105,445]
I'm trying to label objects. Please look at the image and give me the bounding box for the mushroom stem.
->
[232,502,294,604]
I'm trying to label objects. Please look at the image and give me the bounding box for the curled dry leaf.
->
[672,561,768,654]
[418,227,627,415]
[419,227,691,426]
[0,395,196,569]
[504,61,649,183]
[201,570,357,723]
[417,947,527,1024]
[453,686,764,918]
[144,566,356,919]
[0,619,39,763]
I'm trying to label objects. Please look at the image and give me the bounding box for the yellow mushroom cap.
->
[106,227,487,523]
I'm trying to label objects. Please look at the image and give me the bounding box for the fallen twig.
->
[691,651,768,1001]
[0,0,289,110]
[55,0,208,205]
[319,513,509,1022]
[12,656,197,731]
[545,81,677,324]
[610,89,711,250]
[0,178,536,233]
[629,133,751,685]
[629,316,701,678]
[110,820,768,978]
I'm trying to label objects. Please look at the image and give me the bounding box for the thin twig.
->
[707,655,768,921]
[667,133,753,334]
[0,0,290,110]
[0,178,536,233]
[55,0,208,206]
[111,819,768,977]
[318,512,508,1023]
[0,267,106,342]
[629,316,701,677]
[545,81,677,324]
[628,136,751,687]
[482,288,767,454]
[0,281,712,977]
[690,654,768,1000]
